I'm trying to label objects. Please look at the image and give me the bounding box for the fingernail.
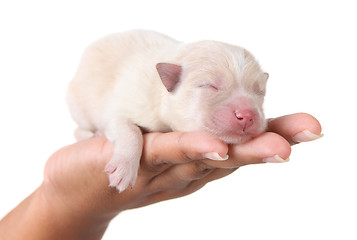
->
[292,130,324,143]
[204,152,229,161]
[262,155,290,163]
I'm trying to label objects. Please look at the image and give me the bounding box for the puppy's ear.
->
[156,63,182,92]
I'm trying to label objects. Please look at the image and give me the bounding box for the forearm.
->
[0,185,113,240]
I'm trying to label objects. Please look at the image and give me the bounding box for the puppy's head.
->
[157,41,268,144]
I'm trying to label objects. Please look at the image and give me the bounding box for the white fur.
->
[67,30,268,192]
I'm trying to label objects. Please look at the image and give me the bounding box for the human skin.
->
[0,113,322,240]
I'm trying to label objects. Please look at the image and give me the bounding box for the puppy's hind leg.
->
[74,128,95,141]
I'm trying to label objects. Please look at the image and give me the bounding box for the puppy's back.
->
[67,30,179,132]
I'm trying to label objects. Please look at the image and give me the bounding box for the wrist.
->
[38,182,118,240]
[1,184,117,240]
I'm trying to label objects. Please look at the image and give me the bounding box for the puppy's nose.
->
[235,110,255,131]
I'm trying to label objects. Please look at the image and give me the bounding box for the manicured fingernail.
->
[292,130,324,143]
[204,152,229,161]
[262,155,290,163]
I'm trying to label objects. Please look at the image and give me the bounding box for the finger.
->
[141,131,228,171]
[183,167,238,192]
[146,160,215,191]
[201,132,292,168]
[267,112,323,145]
[144,168,237,203]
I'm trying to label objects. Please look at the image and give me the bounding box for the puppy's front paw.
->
[104,159,139,193]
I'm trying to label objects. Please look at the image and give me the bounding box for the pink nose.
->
[235,110,255,130]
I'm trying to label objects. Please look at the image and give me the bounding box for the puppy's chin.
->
[204,127,263,144]
[217,133,254,144]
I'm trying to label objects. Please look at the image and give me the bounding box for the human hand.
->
[1,113,321,240]
[42,113,322,216]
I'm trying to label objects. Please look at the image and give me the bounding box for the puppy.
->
[67,30,269,192]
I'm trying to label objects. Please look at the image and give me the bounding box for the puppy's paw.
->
[104,159,139,193]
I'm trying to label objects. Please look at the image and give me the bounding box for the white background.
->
[0,1,356,239]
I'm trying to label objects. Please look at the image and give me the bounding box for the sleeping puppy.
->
[67,30,269,192]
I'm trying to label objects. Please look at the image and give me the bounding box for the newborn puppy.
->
[67,30,269,192]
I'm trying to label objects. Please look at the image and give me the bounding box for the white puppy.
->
[67,30,269,192]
